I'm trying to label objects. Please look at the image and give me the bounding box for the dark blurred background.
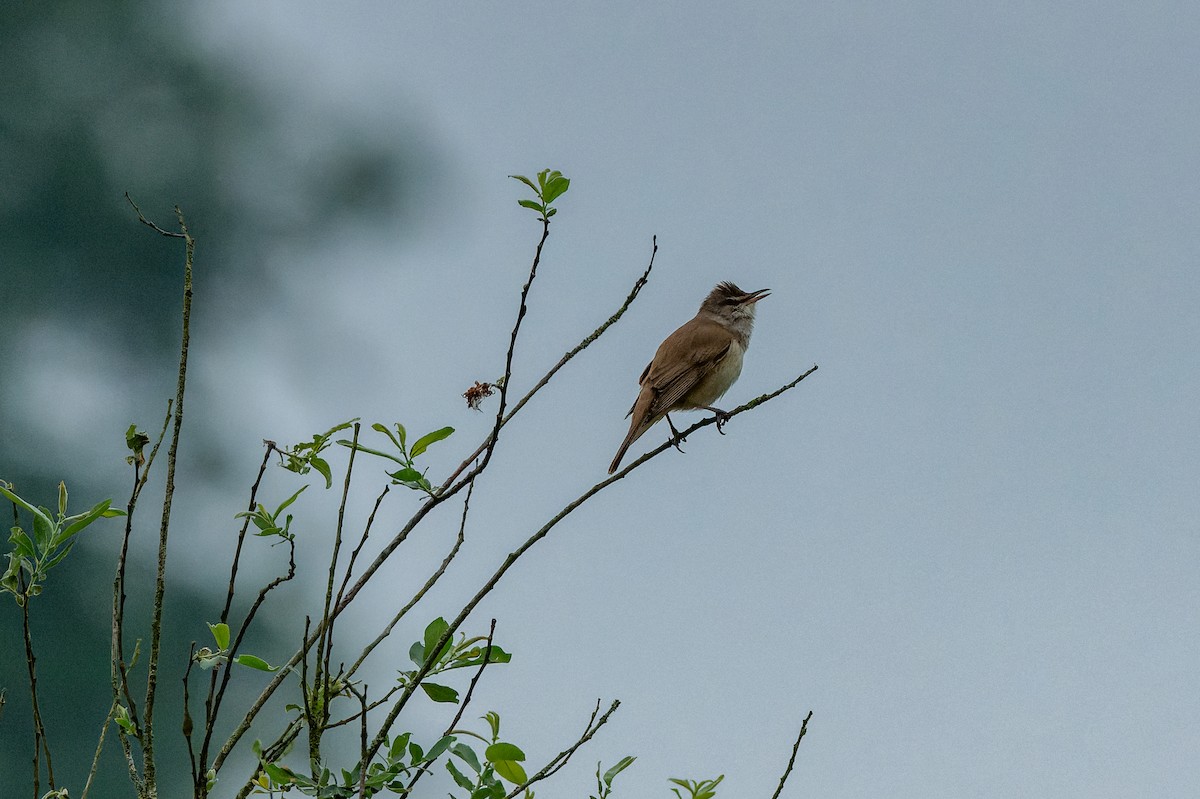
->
[1,3,429,795]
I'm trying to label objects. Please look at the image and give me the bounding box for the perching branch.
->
[362,363,819,764]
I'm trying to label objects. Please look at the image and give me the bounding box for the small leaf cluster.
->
[447,710,531,797]
[401,617,512,706]
[339,422,454,495]
[236,485,308,543]
[125,423,151,466]
[280,419,358,489]
[1,480,125,605]
[510,169,570,220]
[669,775,725,799]
[192,620,279,672]
[251,715,527,798]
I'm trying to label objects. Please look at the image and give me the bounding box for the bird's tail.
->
[608,433,636,474]
[608,415,658,474]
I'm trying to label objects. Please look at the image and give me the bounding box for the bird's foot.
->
[704,407,732,435]
[666,414,687,452]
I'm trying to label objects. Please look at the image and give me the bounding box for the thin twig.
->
[440,236,657,491]
[318,424,362,727]
[769,711,813,799]
[141,203,196,794]
[21,570,54,796]
[506,699,622,798]
[112,399,172,757]
[333,485,391,616]
[219,444,276,624]
[80,695,123,799]
[183,645,198,787]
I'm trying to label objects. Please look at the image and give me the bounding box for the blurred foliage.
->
[0,1,429,796]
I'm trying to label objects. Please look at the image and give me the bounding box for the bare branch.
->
[141,203,196,794]
[770,711,813,799]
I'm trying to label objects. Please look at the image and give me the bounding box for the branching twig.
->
[769,711,813,799]
[440,236,657,491]
[507,699,622,798]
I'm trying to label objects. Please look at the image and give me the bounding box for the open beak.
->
[742,288,771,304]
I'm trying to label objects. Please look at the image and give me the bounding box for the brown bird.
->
[609,281,769,473]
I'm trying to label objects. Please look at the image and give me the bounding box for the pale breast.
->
[681,341,745,408]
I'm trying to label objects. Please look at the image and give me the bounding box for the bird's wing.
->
[639,321,732,419]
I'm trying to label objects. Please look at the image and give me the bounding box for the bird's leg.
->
[700,406,731,434]
[665,414,687,452]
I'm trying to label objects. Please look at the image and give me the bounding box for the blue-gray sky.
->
[8,2,1199,796]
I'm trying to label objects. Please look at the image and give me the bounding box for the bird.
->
[609,281,769,473]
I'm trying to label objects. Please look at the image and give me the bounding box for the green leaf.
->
[126,424,150,453]
[32,511,54,552]
[337,440,407,465]
[483,711,501,740]
[452,742,482,774]
[408,640,426,667]
[517,199,545,212]
[389,467,423,483]
[2,552,23,594]
[603,756,637,786]
[274,486,308,516]
[310,457,332,489]
[509,174,538,193]
[9,527,35,560]
[447,759,476,790]
[421,682,459,703]
[485,742,525,763]
[56,498,114,546]
[425,734,456,761]
[487,741,527,785]
[263,761,294,784]
[452,644,512,669]
[58,481,68,517]
[43,540,77,571]
[234,653,278,672]
[0,486,54,537]
[423,617,451,664]
[541,176,570,204]
[372,422,404,453]
[389,731,412,763]
[208,622,230,650]
[410,427,454,458]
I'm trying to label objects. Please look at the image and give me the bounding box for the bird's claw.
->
[666,415,687,452]
[712,409,731,435]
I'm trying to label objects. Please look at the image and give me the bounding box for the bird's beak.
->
[742,288,771,304]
